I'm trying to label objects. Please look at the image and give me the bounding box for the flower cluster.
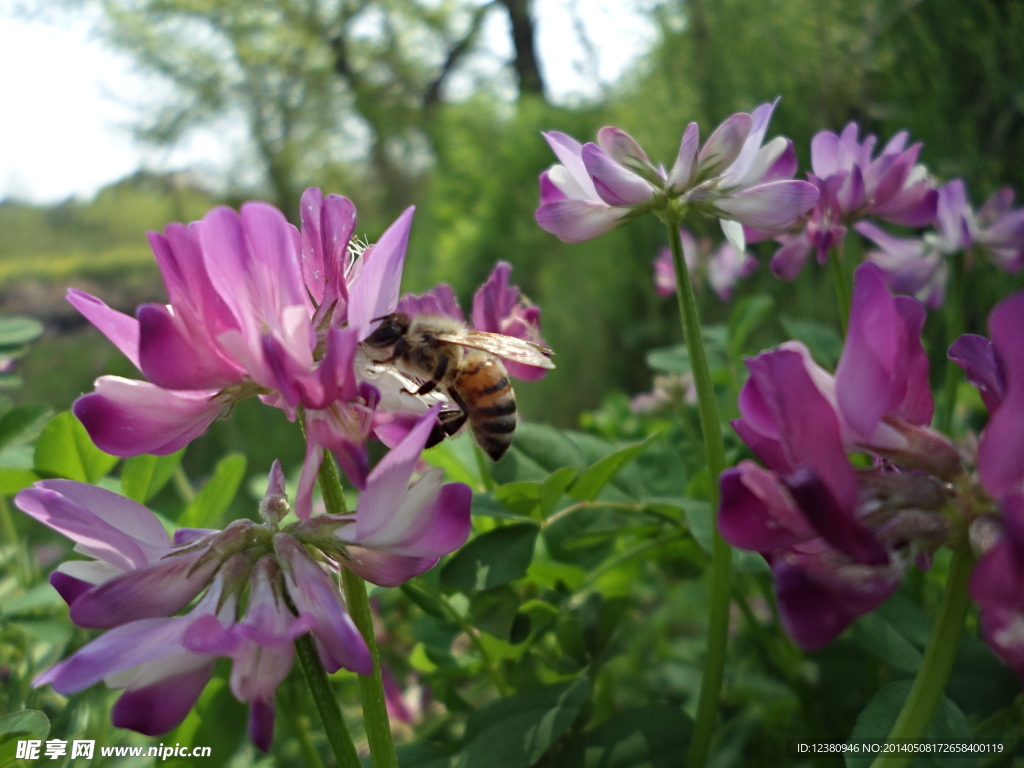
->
[22,187,553,748]
[68,189,547,519]
[652,229,757,301]
[718,263,961,648]
[535,99,818,245]
[17,411,472,749]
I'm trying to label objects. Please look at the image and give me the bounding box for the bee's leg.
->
[443,388,470,435]
[414,355,449,396]
[427,408,466,448]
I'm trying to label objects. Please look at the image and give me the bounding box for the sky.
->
[0,1,656,204]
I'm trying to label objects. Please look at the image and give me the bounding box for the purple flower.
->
[653,231,757,301]
[719,264,958,649]
[766,123,939,280]
[536,101,818,244]
[18,440,471,746]
[956,293,1024,682]
[69,191,427,507]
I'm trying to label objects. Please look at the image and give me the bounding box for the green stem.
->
[295,634,362,768]
[316,455,400,768]
[665,220,732,768]
[867,549,974,768]
[416,580,511,696]
[829,246,851,334]
[284,675,327,768]
[937,252,965,434]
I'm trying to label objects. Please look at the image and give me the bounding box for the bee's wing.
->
[436,331,556,369]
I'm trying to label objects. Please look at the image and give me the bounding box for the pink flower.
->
[719,264,957,649]
[536,101,818,244]
[19,442,471,747]
[653,231,757,301]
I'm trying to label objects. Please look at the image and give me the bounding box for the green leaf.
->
[401,581,450,620]
[469,585,521,640]
[0,710,49,768]
[853,612,923,674]
[33,411,118,483]
[0,405,52,453]
[441,523,539,591]
[0,316,44,349]
[0,468,38,495]
[471,492,535,522]
[875,592,932,648]
[568,434,659,501]
[1,582,66,617]
[845,681,978,768]
[561,705,693,767]
[540,467,578,516]
[178,454,247,528]
[495,481,542,517]
[728,295,774,359]
[455,679,591,768]
[367,744,455,768]
[501,422,588,474]
[120,448,186,503]
[780,316,843,369]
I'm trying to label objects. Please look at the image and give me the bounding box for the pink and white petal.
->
[74,378,221,457]
[347,207,416,340]
[699,112,753,175]
[667,122,700,192]
[810,130,841,178]
[581,143,654,207]
[535,199,627,244]
[721,98,780,185]
[15,487,156,572]
[67,290,141,370]
[542,132,599,199]
[342,546,439,588]
[770,235,813,281]
[274,534,372,675]
[29,479,170,551]
[356,409,439,541]
[111,662,216,737]
[714,181,819,230]
[596,126,650,167]
[69,550,219,628]
[34,616,188,693]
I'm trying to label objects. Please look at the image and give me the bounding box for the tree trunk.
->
[498,0,545,99]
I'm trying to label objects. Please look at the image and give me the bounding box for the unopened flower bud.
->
[873,419,963,480]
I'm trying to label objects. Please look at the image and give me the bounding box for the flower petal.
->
[74,377,221,457]
[667,122,700,192]
[67,290,141,369]
[347,207,416,340]
[535,199,627,244]
[714,180,819,230]
[948,333,1005,413]
[699,112,753,175]
[581,143,654,206]
[977,293,1024,498]
[111,663,215,737]
[137,303,243,390]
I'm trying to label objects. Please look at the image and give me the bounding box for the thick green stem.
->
[295,634,362,768]
[665,220,732,768]
[829,247,850,334]
[867,549,974,768]
[317,456,400,768]
[937,252,965,434]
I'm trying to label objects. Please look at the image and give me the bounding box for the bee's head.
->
[364,313,410,348]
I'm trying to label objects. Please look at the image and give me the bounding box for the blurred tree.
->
[94,0,546,218]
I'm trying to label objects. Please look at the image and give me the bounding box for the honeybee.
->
[363,313,555,460]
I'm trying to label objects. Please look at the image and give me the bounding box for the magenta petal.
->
[770,235,813,281]
[717,463,812,552]
[667,122,700,191]
[772,547,900,650]
[399,284,465,322]
[715,181,819,230]
[137,303,242,390]
[873,184,939,227]
[810,129,841,177]
[343,547,440,587]
[731,418,789,472]
[471,261,518,334]
[949,334,1005,413]
[543,131,599,199]
[50,571,93,607]
[70,551,218,628]
[67,290,141,369]
[835,263,906,443]
[891,296,933,426]
[74,378,221,457]
[538,170,568,204]
[535,199,626,244]
[240,202,308,311]
[699,112,753,175]
[347,207,416,340]
[581,143,654,206]
[249,699,276,753]
[977,293,1024,498]
[111,662,215,736]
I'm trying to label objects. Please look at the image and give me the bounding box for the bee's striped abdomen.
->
[456,352,516,461]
